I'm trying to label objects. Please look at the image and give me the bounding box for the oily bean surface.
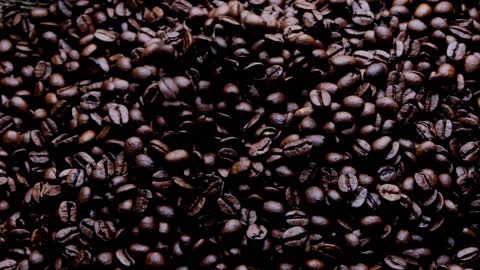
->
[0,0,479,270]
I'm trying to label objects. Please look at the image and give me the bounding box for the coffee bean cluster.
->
[1,0,480,269]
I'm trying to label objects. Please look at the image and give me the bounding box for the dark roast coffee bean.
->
[145,251,166,269]
[283,138,312,158]
[351,187,368,208]
[58,201,77,224]
[285,210,309,227]
[338,174,358,193]
[304,186,325,205]
[456,247,479,263]
[378,184,402,202]
[249,138,272,157]
[165,149,189,164]
[94,29,119,43]
[116,249,135,267]
[384,255,409,270]
[414,169,437,191]
[108,103,129,125]
[0,1,478,269]
[282,226,307,248]
[309,89,331,108]
[217,193,241,216]
[0,259,16,270]
[246,224,267,241]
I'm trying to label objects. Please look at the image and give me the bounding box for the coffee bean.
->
[217,193,241,216]
[108,103,129,125]
[304,186,324,205]
[351,187,368,208]
[384,255,408,270]
[283,138,312,158]
[408,19,428,34]
[55,226,80,245]
[414,169,437,191]
[450,26,472,41]
[116,249,135,267]
[285,210,309,227]
[352,139,371,156]
[0,259,16,270]
[29,150,50,165]
[58,201,77,224]
[374,26,393,46]
[353,8,374,27]
[330,55,356,70]
[94,220,116,241]
[246,224,267,241]
[282,226,307,248]
[460,141,479,162]
[378,166,398,182]
[0,39,13,54]
[378,184,402,202]
[464,55,480,75]
[165,149,189,164]
[309,89,331,108]
[447,42,467,62]
[94,29,119,43]
[145,251,166,269]
[249,138,272,158]
[0,1,478,269]
[456,247,479,263]
[263,200,284,215]
[338,174,358,193]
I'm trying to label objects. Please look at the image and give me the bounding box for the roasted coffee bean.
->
[378,184,402,202]
[460,142,479,162]
[456,247,479,263]
[353,8,374,27]
[160,144,187,162]
[447,42,467,62]
[351,187,368,208]
[309,89,331,108]
[116,249,135,267]
[221,219,244,237]
[414,169,437,192]
[285,210,309,227]
[246,224,267,241]
[144,251,166,269]
[58,201,77,224]
[338,174,358,193]
[304,186,325,205]
[0,259,16,270]
[435,119,453,140]
[0,1,478,269]
[282,226,307,248]
[352,139,371,156]
[108,103,129,125]
[263,200,285,216]
[55,226,80,244]
[60,168,85,188]
[28,150,50,165]
[217,193,241,216]
[94,29,119,43]
[384,255,409,270]
[94,220,116,241]
[283,138,312,158]
[249,138,272,158]
[378,166,398,182]
[464,55,480,75]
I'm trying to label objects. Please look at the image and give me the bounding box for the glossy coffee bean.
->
[0,0,477,269]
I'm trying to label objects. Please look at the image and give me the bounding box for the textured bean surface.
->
[0,0,480,269]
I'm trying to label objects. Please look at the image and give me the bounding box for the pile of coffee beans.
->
[1,0,480,269]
